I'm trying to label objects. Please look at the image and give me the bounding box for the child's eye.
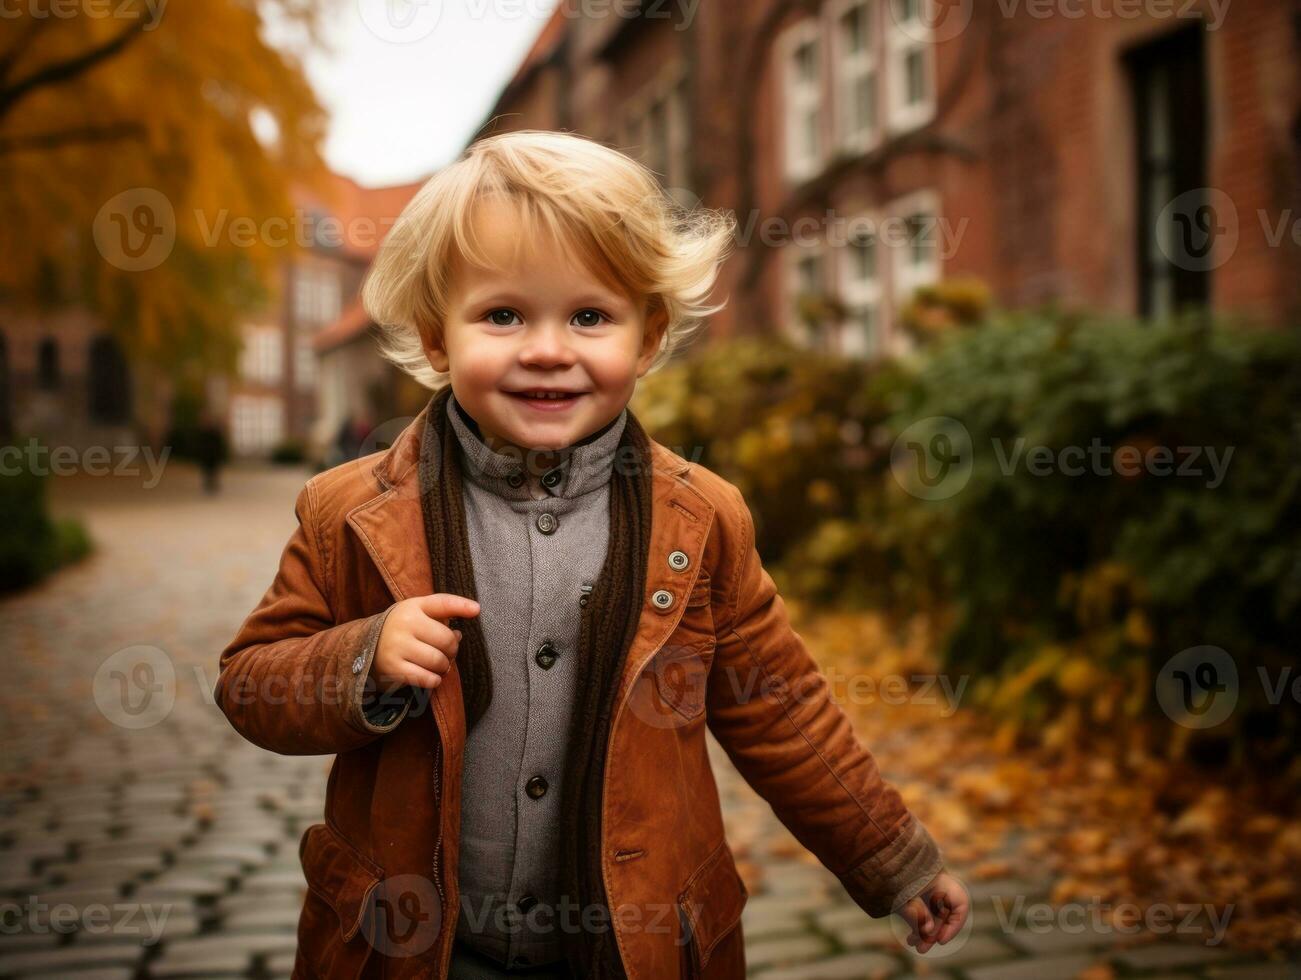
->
[572,309,608,328]
[486,309,520,327]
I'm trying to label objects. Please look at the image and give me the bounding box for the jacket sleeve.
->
[215,480,414,755]
[706,485,946,917]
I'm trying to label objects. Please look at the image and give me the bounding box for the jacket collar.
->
[345,393,711,728]
[445,391,629,501]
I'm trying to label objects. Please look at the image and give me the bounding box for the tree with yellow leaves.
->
[0,0,335,379]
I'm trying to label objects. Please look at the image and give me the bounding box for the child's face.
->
[426,197,665,459]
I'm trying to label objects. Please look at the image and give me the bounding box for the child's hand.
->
[897,870,969,954]
[370,593,481,690]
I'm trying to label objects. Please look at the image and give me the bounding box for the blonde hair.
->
[362,129,737,391]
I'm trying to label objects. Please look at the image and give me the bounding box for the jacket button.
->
[536,512,558,534]
[517,894,538,914]
[525,775,548,799]
[668,550,689,571]
[650,589,674,610]
[535,642,558,670]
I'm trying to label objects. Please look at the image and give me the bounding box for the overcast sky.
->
[292,0,561,187]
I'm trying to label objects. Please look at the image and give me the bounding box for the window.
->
[37,337,59,390]
[622,67,690,192]
[294,264,341,327]
[240,325,283,384]
[884,0,935,132]
[893,198,941,304]
[787,245,831,349]
[839,222,882,357]
[231,395,285,455]
[834,0,879,153]
[781,21,823,182]
[1126,27,1209,318]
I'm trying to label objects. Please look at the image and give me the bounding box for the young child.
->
[217,130,968,980]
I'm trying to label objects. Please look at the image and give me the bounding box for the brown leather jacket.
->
[216,398,945,980]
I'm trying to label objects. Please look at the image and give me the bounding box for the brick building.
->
[473,0,1299,358]
[213,173,425,458]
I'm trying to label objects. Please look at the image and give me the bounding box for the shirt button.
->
[536,512,558,534]
[351,655,365,675]
[541,469,562,489]
[525,775,549,799]
[517,894,538,914]
[506,471,525,488]
[535,642,558,670]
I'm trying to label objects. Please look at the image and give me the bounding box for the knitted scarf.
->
[416,384,652,979]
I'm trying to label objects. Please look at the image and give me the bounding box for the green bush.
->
[880,312,1300,749]
[270,438,306,464]
[638,314,1301,754]
[0,437,93,592]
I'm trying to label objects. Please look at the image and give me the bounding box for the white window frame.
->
[887,189,942,355]
[779,19,824,183]
[294,263,341,327]
[230,394,285,455]
[837,212,884,358]
[884,0,937,133]
[785,242,830,348]
[239,324,282,384]
[831,0,881,155]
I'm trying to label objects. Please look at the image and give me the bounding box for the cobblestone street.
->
[0,463,1294,979]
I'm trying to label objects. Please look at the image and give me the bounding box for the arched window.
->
[37,336,60,390]
[88,334,131,424]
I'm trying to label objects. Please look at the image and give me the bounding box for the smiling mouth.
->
[506,390,589,403]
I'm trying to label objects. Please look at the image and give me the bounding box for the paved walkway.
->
[0,462,1293,978]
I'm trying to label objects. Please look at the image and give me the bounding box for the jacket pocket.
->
[655,573,715,722]
[297,822,382,979]
[677,840,748,977]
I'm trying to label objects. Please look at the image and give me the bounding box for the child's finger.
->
[418,593,481,622]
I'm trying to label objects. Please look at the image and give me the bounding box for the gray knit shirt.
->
[445,392,627,969]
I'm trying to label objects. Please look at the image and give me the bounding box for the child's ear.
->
[636,304,669,376]
[424,329,450,373]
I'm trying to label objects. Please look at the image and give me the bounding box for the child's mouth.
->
[506,390,587,412]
